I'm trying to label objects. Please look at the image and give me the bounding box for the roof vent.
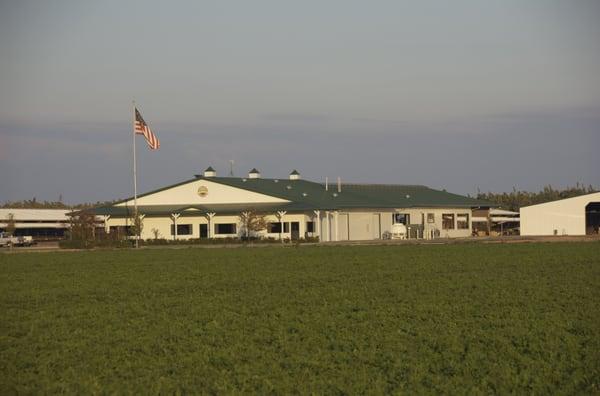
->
[274,179,279,183]
[204,166,216,177]
[289,169,300,180]
[242,178,247,182]
[286,185,292,190]
[302,192,308,197]
[332,193,338,197]
[248,168,261,179]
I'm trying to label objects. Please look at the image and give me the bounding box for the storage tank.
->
[391,223,407,239]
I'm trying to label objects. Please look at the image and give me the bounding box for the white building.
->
[520,192,600,236]
[472,209,520,236]
[83,168,493,242]
[0,209,72,239]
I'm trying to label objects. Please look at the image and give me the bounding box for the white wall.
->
[316,208,473,241]
[103,207,476,241]
[400,208,472,238]
[106,213,312,240]
[116,178,288,206]
[381,208,473,238]
[520,193,600,236]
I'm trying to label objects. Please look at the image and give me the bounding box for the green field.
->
[1,243,599,394]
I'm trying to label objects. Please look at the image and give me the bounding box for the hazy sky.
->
[1,0,599,203]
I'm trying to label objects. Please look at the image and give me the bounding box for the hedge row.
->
[58,236,319,249]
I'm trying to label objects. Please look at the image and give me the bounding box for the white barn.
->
[0,209,71,239]
[83,167,492,242]
[520,192,600,236]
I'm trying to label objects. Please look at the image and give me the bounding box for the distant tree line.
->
[476,183,597,211]
[1,197,116,210]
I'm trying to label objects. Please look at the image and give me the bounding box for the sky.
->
[0,0,599,204]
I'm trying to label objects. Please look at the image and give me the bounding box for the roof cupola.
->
[248,168,261,179]
[203,166,216,177]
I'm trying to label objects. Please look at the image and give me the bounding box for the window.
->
[214,223,237,235]
[306,221,315,233]
[393,213,410,225]
[457,214,469,229]
[268,222,281,233]
[442,214,455,230]
[199,224,208,238]
[171,224,192,235]
[109,225,133,236]
[268,222,290,233]
[427,213,435,223]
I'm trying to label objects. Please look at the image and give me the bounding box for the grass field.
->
[1,243,599,394]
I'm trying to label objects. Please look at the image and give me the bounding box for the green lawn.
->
[1,243,599,394]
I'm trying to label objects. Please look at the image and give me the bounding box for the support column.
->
[325,211,330,242]
[277,211,287,241]
[206,212,216,239]
[313,210,321,242]
[241,211,250,238]
[171,213,180,240]
[103,215,111,234]
[333,211,339,241]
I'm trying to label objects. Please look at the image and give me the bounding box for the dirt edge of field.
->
[1,235,599,254]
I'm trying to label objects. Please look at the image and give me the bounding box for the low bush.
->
[59,235,319,249]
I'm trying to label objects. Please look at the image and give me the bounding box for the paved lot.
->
[1,241,60,252]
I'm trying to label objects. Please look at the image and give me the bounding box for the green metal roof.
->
[82,175,492,216]
[203,177,491,209]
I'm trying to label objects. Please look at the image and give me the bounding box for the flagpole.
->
[132,100,139,248]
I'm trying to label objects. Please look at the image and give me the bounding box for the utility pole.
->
[229,160,235,177]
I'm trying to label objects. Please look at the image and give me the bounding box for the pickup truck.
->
[0,233,35,247]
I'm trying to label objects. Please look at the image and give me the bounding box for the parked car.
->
[0,232,17,247]
[0,233,35,247]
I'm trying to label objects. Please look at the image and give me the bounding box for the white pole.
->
[132,100,139,248]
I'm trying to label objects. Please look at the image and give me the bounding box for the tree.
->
[477,184,597,211]
[4,213,16,235]
[151,228,161,240]
[69,212,97,248]
[128,213,144,240]
[238,210,268,239]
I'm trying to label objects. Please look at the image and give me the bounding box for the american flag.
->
[134,108,160,150]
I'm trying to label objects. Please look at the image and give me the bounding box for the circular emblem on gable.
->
[197,186,209,197]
